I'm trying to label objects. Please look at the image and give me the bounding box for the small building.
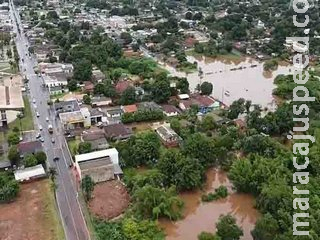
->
[104,106,123,123]
[122,104,138,113]
[83,81,95,93]
[115,80,132,94]
[81,130,109,150]
[55,100,80,114]
[104,123,132,141]
[18,141,43,158]
[14,164,46,182]
[89,108,104,124]
[178,94,190,100]
[161,104,179,117]
[91,96,112,107]
[59,108,91,129]
[155,124,181,147]
[49,85,68,96]
[74,148,122,183]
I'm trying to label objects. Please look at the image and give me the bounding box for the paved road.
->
[9,2,90,240]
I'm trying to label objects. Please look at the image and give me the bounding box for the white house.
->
[14,164,46,182]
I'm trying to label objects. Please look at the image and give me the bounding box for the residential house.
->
[55,100,80,114]
[89,108,104,124]
[14,164,46,182]
[81,130,109,150]
[104,123,132,141]
[161,104,179,117]
[74,148,123,183]
[49,85,68,96]
[115,80,132,94]
[59,107,91,129]
[155,123,181,147]
[92,69,105,82]
[103,106,123,124]
[83,81,94,93]
[18,141,43,158]
[122,104,138,114]
[91,96,112,107]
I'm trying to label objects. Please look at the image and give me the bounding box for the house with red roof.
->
[115,80,132,94]
[122,104,138,113]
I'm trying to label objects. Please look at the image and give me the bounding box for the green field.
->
[8,96,34,131]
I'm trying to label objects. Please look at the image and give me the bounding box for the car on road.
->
[36,112,40,117]
[32,98,36,104]
[39,137,44,142]
[51,138,55,143]
[53,156,59,162]
[39,125,42,131]
[36,132,41,138]
[46,117,49,122]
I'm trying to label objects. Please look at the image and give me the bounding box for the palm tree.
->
[48,167,57,182]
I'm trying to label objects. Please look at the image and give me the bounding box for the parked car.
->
[32,98,36,104]
[51,138,55,143]
[39,137,44,142]
[39,125,42,131]
[36,132,41,138]
[36,112,40,117]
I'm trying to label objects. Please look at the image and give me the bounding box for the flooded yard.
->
[159,169,260,240]
[163,56,293,108]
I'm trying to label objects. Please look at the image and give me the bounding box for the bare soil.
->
[0,179,64,240]
[89,180,130,220]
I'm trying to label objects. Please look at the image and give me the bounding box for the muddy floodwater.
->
[163,55,293,107]
[159,169,260,240]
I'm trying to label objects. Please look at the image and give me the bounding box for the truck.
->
[48,124,53,134]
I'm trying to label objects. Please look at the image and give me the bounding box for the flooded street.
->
[163,56,293,107]
[159,169,260,240]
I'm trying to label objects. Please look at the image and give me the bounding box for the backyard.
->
[0,179,65,240]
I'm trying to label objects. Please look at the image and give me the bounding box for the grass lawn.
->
[8,96,34,131]
[186,49,244,61]
[67,138,81,157]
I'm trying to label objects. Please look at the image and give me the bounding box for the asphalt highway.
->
[9,2,90,240]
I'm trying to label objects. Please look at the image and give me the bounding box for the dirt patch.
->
[89,180,130,220]
[0,179,64,240]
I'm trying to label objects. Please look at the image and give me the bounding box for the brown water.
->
[159,169,260,240]
[163,56,293,107]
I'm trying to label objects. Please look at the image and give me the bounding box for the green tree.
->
[48,167,57,182]
[67,79,78,91]
[152,79,171,103]
[122,218,164,240]
[198,232,221,240]
[83,94,92,105]
[81,175,95,201]
[34,151,47,165]
[133,185,183,220]
[8,132,20,146]
[73,59,92,82]
[200,82,213,95]
[216,214,243,240]
[183,133,216,167]
[120,32,133,45]
[46,10,59,20]
[6,48,12,58]
[0,172,19,203]
[8,145,19,166]
[78,142,92,154]
[120,86,136,105]
[25,154,38,167]
[251,213,279,240]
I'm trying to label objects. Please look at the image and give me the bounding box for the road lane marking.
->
[56,163,81,240]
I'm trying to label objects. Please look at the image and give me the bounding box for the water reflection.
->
[159,169,260,240]
[163,56,293,108]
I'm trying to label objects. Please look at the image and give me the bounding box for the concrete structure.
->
[74,148,122,183]
[43,75,68,87]
[59,107,91,129]
[0,86,24,127]
[14,164,46,182]
[161,104,179,117]
[155,123,181,147]
[104,123,132,141]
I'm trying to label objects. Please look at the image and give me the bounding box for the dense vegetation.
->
[0,172,19,203]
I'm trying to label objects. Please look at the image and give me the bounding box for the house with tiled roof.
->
[122,104,138,113]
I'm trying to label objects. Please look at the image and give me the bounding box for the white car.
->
[36,112,40,117]
[39,125,42,131]
[32,98,36,104]
[46,117,49,122]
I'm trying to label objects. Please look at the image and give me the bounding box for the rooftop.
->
[18,141,42,154]
[75,148,118,163]
[14,164,46,181]
[104,123,132,139]
[59,111,84,124]
[123,104,137,113]
[0,86,24,110]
